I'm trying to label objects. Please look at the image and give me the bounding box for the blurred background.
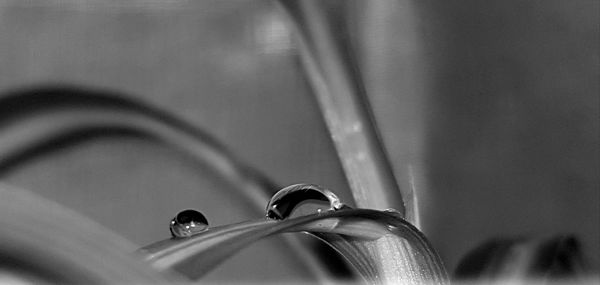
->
[0,0,597,283]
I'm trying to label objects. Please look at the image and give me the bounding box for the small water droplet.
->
[266,184,344,220]
[170,209,209,238]
[383,208,404,218]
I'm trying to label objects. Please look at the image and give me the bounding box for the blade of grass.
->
[140,209,448,284]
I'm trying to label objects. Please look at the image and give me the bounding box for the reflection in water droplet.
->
[383,209,405,232]
[170,209,209,238]
[266,184,344,220]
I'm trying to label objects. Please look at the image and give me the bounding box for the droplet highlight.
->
[170,209,209,238]
[383,208,404,218]
[266,184,344,220]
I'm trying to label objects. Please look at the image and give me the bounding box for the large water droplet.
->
[266,184,344,220]
[170,209,209,238]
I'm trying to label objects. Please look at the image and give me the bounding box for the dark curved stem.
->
[0,85,338,281]
[0,86,274,209]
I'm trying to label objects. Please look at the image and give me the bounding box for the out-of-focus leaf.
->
[455,235,589,283]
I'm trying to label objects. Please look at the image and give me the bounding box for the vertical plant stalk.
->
[277,0,416,224]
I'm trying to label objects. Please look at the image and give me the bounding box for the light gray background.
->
[0,0,597,281]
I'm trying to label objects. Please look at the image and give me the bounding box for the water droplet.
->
[170,209,209,238]
[383,208,404,218]
[266,184,344,220]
